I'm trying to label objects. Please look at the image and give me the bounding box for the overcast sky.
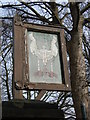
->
[0,0,68,4]
[0,0,89,17]
[0,0,69,17]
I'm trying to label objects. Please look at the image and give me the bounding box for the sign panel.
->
[27,31,62,84]
[14,22,70,91]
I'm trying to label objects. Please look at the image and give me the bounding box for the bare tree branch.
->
[80,3,90,15]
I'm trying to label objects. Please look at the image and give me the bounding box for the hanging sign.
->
[14,22,70,91]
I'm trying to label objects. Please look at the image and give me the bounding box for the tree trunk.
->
[50,2,89,119]
[68,16,89,119]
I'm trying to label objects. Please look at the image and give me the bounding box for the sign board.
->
[14,22,70,91]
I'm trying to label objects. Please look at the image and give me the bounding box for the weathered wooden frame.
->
[14,21,71,92]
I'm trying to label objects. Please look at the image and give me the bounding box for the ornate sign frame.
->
[14,21,71,92]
